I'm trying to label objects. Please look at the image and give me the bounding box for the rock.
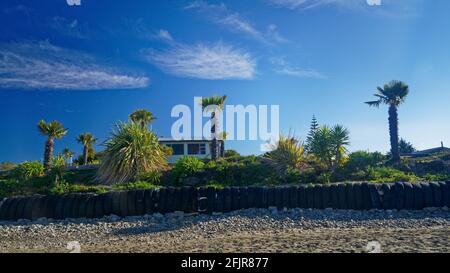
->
[17,219,30,225]
[268,206,278,215]
[35,217,48,224]
[106,214,121,222]
[153,213,163,219]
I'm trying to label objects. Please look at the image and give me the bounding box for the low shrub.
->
[12,161,44,181]
[420,173,450,181]
[171,156,205,185]
[51,181,108,195]
[0,179,20,198]
[203,156,279,186]
[113,181,160,191]
[0,162,17,171]
[203,180,225,189]
[365,167,419,182]
[63,169,98,185]
[224,149,240,158]
[285,167,320,185]
[344,151,385,172]
[136,170,162,184]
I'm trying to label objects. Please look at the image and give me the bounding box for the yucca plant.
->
[50,155,67,186]
[97,122,168,184]
[308,125,350,169]
[61,148,75,164]
[265,134,306,171]
[330,125,350,167]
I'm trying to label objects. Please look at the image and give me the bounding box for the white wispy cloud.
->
[152,29,174,42]
[186,0,287,44]
[268,0,343,10]
[275,67,325,78]
[0,41,149,90]
[270,57,324,79]
[48,16,88,39]
[142,33,256,80]
[266,24,289,43]
[267,0,420,18]
[186,1,260,38]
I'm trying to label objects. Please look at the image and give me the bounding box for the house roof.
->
[412,146,450,156]
[158,137,223,143]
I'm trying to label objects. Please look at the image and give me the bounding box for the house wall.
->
[161,141,211,163]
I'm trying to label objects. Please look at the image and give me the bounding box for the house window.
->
[166,144,184,155]
[188,143,206,155]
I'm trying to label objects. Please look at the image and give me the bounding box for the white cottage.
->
[159,138,224,163]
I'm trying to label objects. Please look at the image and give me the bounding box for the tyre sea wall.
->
[1,181,449,221]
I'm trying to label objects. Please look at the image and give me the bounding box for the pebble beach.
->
[1,208,449,253]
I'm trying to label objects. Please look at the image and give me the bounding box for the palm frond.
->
[365,100,382,108]
[367,80,409,107]
[76,133,96,145]
[129,109,156,128]
[37,120,68,139]
[201,95,227,110]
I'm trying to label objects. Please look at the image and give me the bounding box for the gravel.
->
[0,207,449,253]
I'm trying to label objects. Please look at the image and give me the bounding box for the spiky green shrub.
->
[13,161,44,181]
[97,122,168,184]
[172,156,205,179]
[264,134,306,170]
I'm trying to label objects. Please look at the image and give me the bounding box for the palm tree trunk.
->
[220,140,224,157]
[83,145,89,165]
[333,150,341,170]
[388,104,400,162]
[210,112,218,160]
[44,138,54,170]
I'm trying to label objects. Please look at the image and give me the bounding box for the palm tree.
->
[129,109,156,130]
[308,125,333,168]
[76,133,96,165]
[61,148,75,166]
[200,95,227,160]
[37,120,68,170]
[330,125,350,167]
[365,80,409,163]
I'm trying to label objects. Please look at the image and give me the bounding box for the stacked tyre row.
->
[0,187,197,221]
[0,182,449,221]
[197,181,450,212]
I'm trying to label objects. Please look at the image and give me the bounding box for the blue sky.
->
[1,0,450,163]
